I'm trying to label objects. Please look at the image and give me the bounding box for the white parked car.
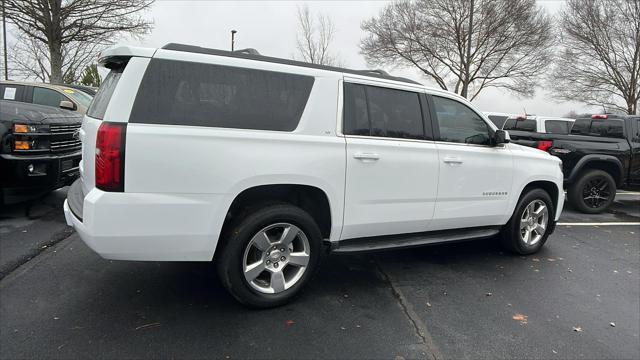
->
[64,44,564,307]
[502,115,575,135]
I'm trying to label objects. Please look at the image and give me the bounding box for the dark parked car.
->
[0,100,82,204]
[507,114,640,213]
[1,81,93,114]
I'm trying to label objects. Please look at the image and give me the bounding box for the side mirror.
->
[59,100,76,110]
[494,129,510,145]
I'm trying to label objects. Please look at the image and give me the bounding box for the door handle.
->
[443,156,463,164]
[353,152,380,161]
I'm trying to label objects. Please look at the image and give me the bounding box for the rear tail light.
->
[591,114,608,119]
[95,122,126,192]
[537,140,553,152]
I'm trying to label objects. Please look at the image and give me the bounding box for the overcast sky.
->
[122,0,595,116]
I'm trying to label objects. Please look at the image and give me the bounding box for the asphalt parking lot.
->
[1,190,638,359]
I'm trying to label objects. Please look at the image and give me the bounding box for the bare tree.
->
[295,5,339,66]
[9,31,104,84]
[360,0,554,100]
[5,0,153,84]
[550,0,640,115]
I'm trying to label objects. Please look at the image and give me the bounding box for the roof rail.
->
[160,43,422,85]
[234,48,260,56]
[360,69,391,77]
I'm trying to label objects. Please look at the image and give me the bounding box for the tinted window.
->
[87,70,122,120]
[343,84,424,139]
[545,120,571,134]
[1,84,25,101]
[503,118,537,132]
[130,59,314,131]
[571,118,625,138]
[32,87,67,108]
[488,115,508,128]
[343,83,370,136]
[433,96,491,145]
[366,86,424,139]
[590,120,624,138]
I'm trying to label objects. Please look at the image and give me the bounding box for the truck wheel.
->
[568,169,616,214]
[500,188,554,255]
[216,203,321,308]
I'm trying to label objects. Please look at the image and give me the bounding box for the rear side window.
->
[129,59,314,131]
[32,87,67,107]
[545,120,571,134]
[503,118,536,132]
[343,83,425,140]
[87,70,122,120]
[488,115,508,128]
[571,118,625,138]
[1,84,25,101]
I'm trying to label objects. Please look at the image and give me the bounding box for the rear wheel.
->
[568,169,616,214]
[216,203,321,308]
[501,188,554,255]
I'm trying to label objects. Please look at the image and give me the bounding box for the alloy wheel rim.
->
[242,223,310,294]
[519,199,548,246]
[582,176,611,208]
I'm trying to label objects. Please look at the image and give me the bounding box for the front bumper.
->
[1,151,81,204]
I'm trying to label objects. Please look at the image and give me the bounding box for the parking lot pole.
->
[2,0,7,80]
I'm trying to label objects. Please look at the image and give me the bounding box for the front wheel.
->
[500,188,554,255]
[216,204,321,308]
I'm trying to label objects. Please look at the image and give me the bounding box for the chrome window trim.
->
[344,134,436,145]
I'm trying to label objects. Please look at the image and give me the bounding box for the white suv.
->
[64,44,564,307]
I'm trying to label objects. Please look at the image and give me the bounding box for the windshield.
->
[61,88,93,108]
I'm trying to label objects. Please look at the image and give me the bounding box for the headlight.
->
[12,137,50,151]
[13,124,49,133]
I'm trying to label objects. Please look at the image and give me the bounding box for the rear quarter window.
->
[129,59,315,131]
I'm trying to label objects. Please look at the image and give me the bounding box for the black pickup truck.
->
[0,100,82,205]
[507,114,640,213]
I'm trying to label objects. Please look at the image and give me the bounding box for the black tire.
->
[568,169,616,214]
[500,188,554,255]
[216,203,322,308]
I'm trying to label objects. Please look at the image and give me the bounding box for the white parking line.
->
[557,222,640,226]
[617,191,640,195]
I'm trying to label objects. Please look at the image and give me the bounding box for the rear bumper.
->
[64,180,227,261]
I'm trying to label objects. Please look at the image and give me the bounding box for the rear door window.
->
[343,83,425,140]
[1,84,25,101]
[571,118,625,138]
[129,59,314,131]
[590,120,624,138]
[545,120,571,134]
[87,69,123,120]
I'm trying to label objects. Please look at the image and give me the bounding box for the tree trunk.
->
[48,40,63,84]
